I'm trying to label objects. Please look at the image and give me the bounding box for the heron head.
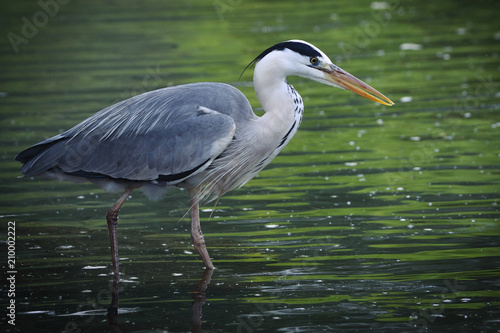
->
[244,40,394,106]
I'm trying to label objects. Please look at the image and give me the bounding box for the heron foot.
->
[191,223,214,269]
[106,209,120,277]
[188,187,214,269]
[106,188,134,277]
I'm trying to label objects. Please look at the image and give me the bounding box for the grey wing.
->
[16,84,237,183]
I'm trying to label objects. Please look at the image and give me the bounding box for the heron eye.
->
[310,57,319,65]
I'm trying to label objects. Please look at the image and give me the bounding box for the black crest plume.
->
[240,41,322,79]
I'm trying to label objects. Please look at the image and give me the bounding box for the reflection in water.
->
[191,269,214,333]
[107,271,121,333]
[106,268,214,333]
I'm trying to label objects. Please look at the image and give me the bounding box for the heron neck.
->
[253,64,300,133]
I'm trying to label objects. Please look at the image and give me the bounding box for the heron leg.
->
[188,188,214,269]
[106,188,134,278]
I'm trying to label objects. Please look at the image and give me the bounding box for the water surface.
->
[1,0,499,332]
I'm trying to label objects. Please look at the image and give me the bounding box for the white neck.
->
[253,53,302,137]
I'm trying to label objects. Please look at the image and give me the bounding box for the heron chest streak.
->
[252,84,304,173]
[277,84,303,149]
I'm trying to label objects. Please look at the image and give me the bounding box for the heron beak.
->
[323,64,394,106]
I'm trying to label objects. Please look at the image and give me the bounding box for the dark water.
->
[1,0,499,332]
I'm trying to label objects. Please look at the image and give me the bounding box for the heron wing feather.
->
[16,83,244,183]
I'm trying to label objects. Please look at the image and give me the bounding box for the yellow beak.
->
[323,65,394,106]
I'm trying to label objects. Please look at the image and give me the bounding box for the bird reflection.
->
[191,269,214,332]
[107,271,121,332]
[106,269,214,332]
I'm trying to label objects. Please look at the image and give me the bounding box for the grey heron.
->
[16,40,393,274]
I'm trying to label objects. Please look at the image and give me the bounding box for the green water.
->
[1,0,499,332]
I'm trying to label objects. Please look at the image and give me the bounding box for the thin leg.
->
[188,188,214,269]
[106,188,134,278]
